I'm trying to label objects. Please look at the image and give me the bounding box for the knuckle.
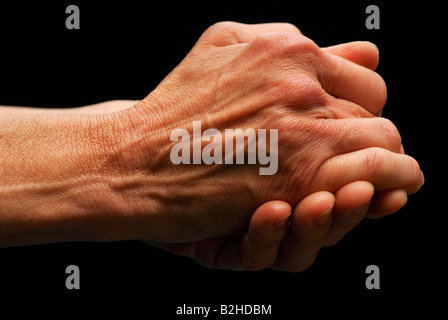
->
[253,32,320,58]
[407,156,422,186]
[377,117,402,151]
[363,147,388,178]
[272,75,326,106]
[377,75,388,108]
[293,36,321,55]
[369,73,388,114]
[272,22,302,33]
[366,72,387,112]
[201,21,242,46]
[207,21,239,34]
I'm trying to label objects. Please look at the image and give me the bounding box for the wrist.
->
[0,113,151,246]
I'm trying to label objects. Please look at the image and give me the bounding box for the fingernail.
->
[420,171,425,187]
[274,213,291,229]
[314,209,331,227]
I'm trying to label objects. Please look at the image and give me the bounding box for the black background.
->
[0,0,445,302]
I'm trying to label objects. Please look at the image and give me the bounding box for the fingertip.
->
[294,191,335,218]
[275,191,335,271]
[334,181,375,212]
[252,200,292,227]
[248,200,292,240]
[254,200,291,217]
[290,191,335,233]
[267,200,293,217]
[240,200,292,270]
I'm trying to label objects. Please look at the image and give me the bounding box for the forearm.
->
[0,100,139,115]
[0,105,68,115]
[0,112,144,246]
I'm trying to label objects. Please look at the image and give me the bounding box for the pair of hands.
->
[142,23,422,272]
[74,22,422,272]
[0,22,423,273]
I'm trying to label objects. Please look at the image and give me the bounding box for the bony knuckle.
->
[366,72,388,113]
[267,32,298,49]
[407,156,422,185]
[273,76,325,105]
[377,75,388,107]
[208,21,239,34]
[254,32,320,57]
[377,117,402,150]
[377,117,398,135]
[273,22,301,32]
[201,21,242,46]
[293,36,321,55]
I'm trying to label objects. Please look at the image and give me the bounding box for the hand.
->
[119,22,422,243]
[141,25,413,271]
[0,22,423,252]
[146,179,410,271]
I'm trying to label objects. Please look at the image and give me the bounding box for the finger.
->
[315,147,423,195]
[200,21,301,47]
[323,181,374,246]
[239,200,292,270]
[322,41,384,117]
[322,41,379,71]
[272,191,334,272]
[319,52,387,115]
[327,117,402,154]
[366,188,408,219]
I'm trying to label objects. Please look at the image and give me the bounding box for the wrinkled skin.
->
[109,22,422,246]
